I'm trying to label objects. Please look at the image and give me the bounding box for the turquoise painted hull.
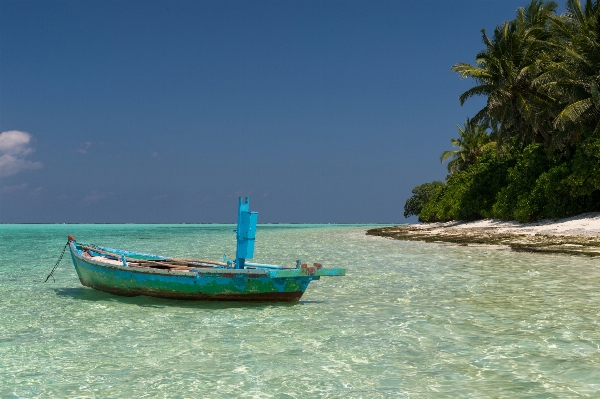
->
[69,242,344,302]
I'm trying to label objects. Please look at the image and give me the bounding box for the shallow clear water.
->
[1,224,600,398]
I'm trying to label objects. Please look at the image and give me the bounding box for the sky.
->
[1,0,539,223]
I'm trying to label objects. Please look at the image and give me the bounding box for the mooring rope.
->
[44,242,69,283]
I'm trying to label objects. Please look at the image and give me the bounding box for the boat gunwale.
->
[69,242,271,278]
[69,241,345,279]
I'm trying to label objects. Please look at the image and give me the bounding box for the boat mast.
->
[235,197,258,269]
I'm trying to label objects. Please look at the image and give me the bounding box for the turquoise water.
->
[1,224,600,398]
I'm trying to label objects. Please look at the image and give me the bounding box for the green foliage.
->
[521,163,577,220]
[567,136,600,196]
[451,0,559,148]
[417,142,600,223]
[440,119,495,173]
[420,150,514,222]
[407,0,600,223]
[508,159,599,222]
[542,0,600,141]
[491,144,552,220]
[403,181,445,221]
[452,0,600,153]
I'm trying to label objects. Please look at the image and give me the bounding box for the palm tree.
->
[538,0,600,141]
[451,0,558,149]
[440,119,495,173]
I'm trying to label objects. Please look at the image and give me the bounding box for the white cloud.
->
[0,183,28,194]
[0,131,43,177]
[77,141,92,154]
[0,154,43,177]
[0,130,33,155]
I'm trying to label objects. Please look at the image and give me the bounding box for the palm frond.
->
[554,97,594,128]
[451,63,493,80]
[440,150,460,164]
[458,85,495,105]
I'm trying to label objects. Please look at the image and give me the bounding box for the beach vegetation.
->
[407,0,600,222]
[440,119,495,173]
[403,181,445,221]
[421,148,514,221]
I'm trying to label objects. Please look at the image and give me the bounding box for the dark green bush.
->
[419,149,513,222]
[487,142,600,222]
[411,141,600,222]
[567,137,600,196]
[403,181,445,221]
[491,144,552,220]
[514,163,572,221]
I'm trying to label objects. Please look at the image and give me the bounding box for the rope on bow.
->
[44,242,69,283]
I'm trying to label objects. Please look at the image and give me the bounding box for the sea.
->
[1,224,599,398]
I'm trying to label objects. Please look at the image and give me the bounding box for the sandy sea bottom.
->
[1,224,599,398]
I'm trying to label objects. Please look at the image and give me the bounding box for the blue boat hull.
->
[69,243,331,301]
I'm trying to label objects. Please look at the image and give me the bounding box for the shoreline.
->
[366,212,600,257]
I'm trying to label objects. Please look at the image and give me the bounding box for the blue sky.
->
[1,0,534,223]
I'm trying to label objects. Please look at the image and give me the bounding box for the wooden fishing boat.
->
[67,198,345,301]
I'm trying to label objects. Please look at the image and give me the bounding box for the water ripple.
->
[1,224,599,397]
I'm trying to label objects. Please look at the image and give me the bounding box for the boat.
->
[67,198,345,301]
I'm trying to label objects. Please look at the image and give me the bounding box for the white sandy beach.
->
[411,212,600,236]
[368,213,600,256]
